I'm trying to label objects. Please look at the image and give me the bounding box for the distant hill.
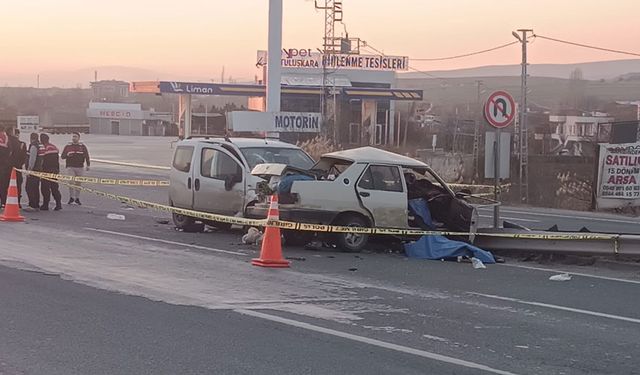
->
[400,59,640,80]
[0,66,208,88]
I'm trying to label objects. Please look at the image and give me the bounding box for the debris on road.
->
[106,213,126,221]
[348,267,358,271]
[286,256,306,261]
[549,273,572,281]
[471,257,487,269]
[242,227,263,245]
[155,218,170,225]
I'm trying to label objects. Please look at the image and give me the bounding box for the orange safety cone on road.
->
[252,194,290,268]
[1,168,25,222]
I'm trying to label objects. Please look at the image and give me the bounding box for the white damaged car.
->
[247,147,482,252]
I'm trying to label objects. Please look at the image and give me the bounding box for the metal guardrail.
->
[475,228,640,256]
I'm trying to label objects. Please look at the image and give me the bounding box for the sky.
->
[1,0,639,86]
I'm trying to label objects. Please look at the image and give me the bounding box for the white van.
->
[169,137,314,232]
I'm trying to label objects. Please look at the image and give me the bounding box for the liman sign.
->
[228,111,321,133]
[257,50,409,72]
[596,142,640,209]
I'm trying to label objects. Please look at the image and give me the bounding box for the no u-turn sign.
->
[484,91,516,128]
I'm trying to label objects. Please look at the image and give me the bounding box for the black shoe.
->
[68,198,75,205]
[54,205,62,211]
[39,205,49,211]
[75,199,81,205]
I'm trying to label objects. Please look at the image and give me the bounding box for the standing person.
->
[61,132,90,205]
[24,132,44,212]
[39,134,62,211]
[7,128,27,207]
[0,127,14,209]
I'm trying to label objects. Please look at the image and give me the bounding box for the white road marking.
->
[85,228,247,256]
[235,309,520,375]
[470,292,640,325]
[479,215,540,223]
[501,264,640,285]
[479,208,640,225]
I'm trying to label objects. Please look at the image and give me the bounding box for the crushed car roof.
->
[322,147,428,168]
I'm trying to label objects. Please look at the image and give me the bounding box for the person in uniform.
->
[24,132,44,212]
[39,133,62,211]
[0,127,14,209]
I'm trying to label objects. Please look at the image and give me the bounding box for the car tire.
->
[172,212,205,233]
[335,214,370,252]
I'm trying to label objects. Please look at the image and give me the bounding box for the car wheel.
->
[335,214,370,252]
[172,212,205,233]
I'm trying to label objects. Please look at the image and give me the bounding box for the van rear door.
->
[169,145,195,209]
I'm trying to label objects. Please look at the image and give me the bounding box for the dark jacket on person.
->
[61,142,90,168]
[27,141,44,172]
[0,131,12,168]
[41,143,60,173]
[8,135,26,169]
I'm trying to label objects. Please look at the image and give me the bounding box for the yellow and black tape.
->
[270,220,618,242]
[23,170,620,246]
[21,170,170,187]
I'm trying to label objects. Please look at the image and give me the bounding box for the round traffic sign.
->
[484,91,516,128]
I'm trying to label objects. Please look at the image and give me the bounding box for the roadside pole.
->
[484,90,517,230]
[266,0,283,138]
[493,128,501,228]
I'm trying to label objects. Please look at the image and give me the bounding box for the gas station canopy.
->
[130,81,423,101]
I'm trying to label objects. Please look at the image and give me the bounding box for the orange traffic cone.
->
[252,194,290,268]
[1,168,25,222]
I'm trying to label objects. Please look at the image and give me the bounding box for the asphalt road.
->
[1,160,640,374]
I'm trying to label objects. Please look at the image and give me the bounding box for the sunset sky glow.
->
[1,0,639,85]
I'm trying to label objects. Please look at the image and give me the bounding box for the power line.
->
[534,34,640,57]
[410,41,519,61]
[362,44,448,81]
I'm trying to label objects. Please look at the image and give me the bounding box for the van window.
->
[172,146,194,172]
[358,165,403,192]
[201,148,242,180]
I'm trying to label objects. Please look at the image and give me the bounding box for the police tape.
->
[25,170,620,245]
[24,171,265,227]
[20,170,170,187]
[270,220,619,242]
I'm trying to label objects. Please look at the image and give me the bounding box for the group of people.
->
[0,128,90,212]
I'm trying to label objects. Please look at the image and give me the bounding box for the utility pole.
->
[315,0,343,138]
[512,29,533,203]
[266,0,283,139]
[472,80,483,181]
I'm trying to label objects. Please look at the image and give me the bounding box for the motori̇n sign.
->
[228,111,321,133]
[274,113,320,131]
[484,91,516,128]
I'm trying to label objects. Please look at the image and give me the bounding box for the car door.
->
[356,164,408,228]
[169,145,195,209]
[193,145,245,216]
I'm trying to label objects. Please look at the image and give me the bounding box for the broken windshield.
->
[240,147,314,170]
